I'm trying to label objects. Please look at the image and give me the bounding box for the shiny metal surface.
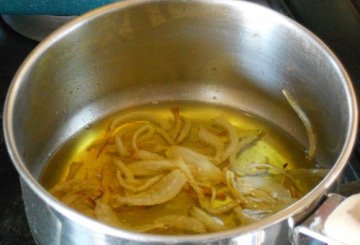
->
[292,194,346,245]
[3,0,358,244]
[2,15,74,41]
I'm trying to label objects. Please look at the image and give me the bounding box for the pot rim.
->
[3,0,358,243]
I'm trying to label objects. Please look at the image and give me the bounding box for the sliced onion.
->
[112,169,186,206]
[50,179,100,198]
[155,215,206,233]
[110,112,171,132]
[116,171,162,192]
[189,206,225,231]
[213,117,239,163]
[225,170,245,203]
[282,89,316,160]
[167,146,223,184]
[229,134,262,166]
[132,223,166,232]
[101,161,117,192]
[133,150,164,160]
[176,118,191,143]
[232,163,296,182]
[95,201,122,227]
[171,107,183,140]
[234,175,294,206]
[96,201,166,231]
[127,160,177,176]
[174,157,196,183]
[132,125,154,152]
[234,206,253,225]
[114,159,134,181]
[115,133,129,157]
[198,195,238,214]
[155,126,175,145]
[198,127,224,163]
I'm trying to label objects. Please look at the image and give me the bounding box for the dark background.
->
[0,0,359,244]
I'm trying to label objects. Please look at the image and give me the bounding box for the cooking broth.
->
[40,101,327,234]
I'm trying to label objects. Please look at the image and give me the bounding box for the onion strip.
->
[112,169,186,206]
[133,150,164,160]
[176,118,191,143]
[116,171,162,192]
[110,112,171,132]
[115,133,129,157]
[282,89,316,160]
[226,170,246,203]
[167,146,223,184]
[229,134,262,166]
[132,125,154,152]
[127,160,177,176]
[155,215,206,233]
[155,126,175,145]
[198,127,224,163]
[213,117,239,163]
[114,159,134,181]
[189,206,225,231]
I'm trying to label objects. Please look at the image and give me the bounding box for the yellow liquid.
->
[40,101,322,234]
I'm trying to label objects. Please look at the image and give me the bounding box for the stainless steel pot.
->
[3,0,358,244]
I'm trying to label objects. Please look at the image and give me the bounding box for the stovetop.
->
[0,1,359,244]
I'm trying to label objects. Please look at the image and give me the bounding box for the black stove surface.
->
[0,19,37,245]
[0,1,359,244]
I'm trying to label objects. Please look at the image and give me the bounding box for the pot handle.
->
[292,193,360,245]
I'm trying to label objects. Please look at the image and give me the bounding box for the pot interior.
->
[5,0,356,240]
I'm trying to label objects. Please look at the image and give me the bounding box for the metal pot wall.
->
[3,0,358,244]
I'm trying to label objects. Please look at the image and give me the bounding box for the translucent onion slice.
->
[50,179,100,198]
[174,157,196,183]
[155,215,206,233]
[110,112,171,132]
[133,150,164,160]
[213,117,239,163]
[95,201,165,231]
[176,118,191,143]
[171,107,183,140]
[61,193,97,218]
[225,170,246,203]
[232,163,296,182]
[198,127,224,163]
[229,134,262,166]
[230,157,270,176]
[101,161,116,192]
[235,176,293,205]
[114,159,134,181]
[189,206,225,231]
[112,169,186,206]
[116,171,162,192]
[176,157,234,214]
[167,146,223,184]
[95,201,123,227]
[234,206,254,225]
[127,160,177,176]
[282,89,316,160]
[154,126,175,145]
[115,133,129,157]
[243,209,274,220]
[198,196,238,215]
[132,125,155,152]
